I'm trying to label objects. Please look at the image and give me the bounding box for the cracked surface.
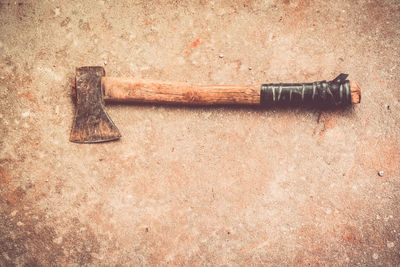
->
[1,0,399,265]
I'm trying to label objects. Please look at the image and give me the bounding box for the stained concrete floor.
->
[1,0,399,265]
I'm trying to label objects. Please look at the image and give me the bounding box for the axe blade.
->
[70,66,121,143]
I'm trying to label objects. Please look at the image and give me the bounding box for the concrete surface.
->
[1,0,399,265]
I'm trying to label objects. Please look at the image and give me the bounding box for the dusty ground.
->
[1,0,399,265]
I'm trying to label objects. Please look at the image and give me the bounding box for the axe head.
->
[70,66,121,143]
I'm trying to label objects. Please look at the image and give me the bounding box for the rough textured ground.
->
[1,0,399,265]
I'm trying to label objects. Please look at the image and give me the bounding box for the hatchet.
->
[70,66,361,143]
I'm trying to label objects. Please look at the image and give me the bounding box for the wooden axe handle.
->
[102,77,260,105]
[102,76,361,106]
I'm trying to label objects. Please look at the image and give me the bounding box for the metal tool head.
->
[70,66,121,143]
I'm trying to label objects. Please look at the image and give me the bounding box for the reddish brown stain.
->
[0,168,11,185]
[313,112,337,137]
[234,59,242,71]
[189,38,201,49]
[6,187,26,207]
[18,91,36,102]
[341,225,361,245]
[319,115,336,136]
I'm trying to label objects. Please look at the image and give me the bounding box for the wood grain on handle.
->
[102,77,260,105]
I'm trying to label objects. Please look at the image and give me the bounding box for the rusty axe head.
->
[70,66,121,143]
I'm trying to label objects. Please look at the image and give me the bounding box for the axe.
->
[70,66,361,143]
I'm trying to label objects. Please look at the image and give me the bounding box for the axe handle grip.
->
[102,77,260,105]
[102,77,361,106]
